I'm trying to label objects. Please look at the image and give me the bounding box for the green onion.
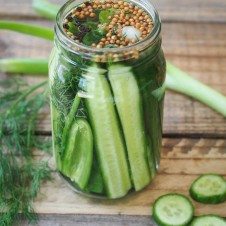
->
[0,58,48,75]
[166,62,226,117]
[32,0,60,20]
[0,20,54,40]
[1,58,225,117]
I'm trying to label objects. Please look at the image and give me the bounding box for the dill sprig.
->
[0,78,52,225]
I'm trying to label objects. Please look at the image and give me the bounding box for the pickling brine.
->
[49,0,166,199]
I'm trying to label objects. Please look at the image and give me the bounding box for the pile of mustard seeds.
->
[63,0,154,48]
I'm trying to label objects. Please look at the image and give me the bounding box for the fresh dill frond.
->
[0,78,52,225]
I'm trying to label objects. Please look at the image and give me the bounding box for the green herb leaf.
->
[68,22,78,34]
[99,9,116,24]
[85,21,98,30]
[82,30,105,46]
[0,78,52,225]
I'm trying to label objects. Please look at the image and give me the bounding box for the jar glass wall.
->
[49,0,166,199]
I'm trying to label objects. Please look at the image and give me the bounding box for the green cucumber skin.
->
[86,154,105,194]
[189,174,226,204]
[84,65,132,199]
[108,64,151,191]
[50,103,63,171]
[153,193,194,226]
[144,97,164,168]
[134,51,166,169]
[61,118,93,189]
[61,95,81,153]
[146,143,157,179]
[190,215,226,226]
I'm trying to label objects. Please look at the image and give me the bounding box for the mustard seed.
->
[64,0,154,48]
[111,35,117,40]
[136,23,141,28]
[140,27,145,31]
[112,17,117,22]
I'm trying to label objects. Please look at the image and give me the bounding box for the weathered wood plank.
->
[1,21,226,58]
[31,138,226,217]
[34,173,226,216]
[17,214,157,226]
[36,87,226,136]
[0,21,226,135]
[1,0,226,23]
[33,138,226,159]
[162,138,226,159]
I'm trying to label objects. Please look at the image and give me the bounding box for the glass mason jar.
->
[49,0,166,199]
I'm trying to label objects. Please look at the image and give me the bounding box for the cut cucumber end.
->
[190,174,226,204]
[190,215,226,226]
[153,193,194,226]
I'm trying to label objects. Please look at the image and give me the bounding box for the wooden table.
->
[1,0,226,225]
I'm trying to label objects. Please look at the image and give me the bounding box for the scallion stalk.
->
[166,62,226,117]
[0,20,54,40]
[1,58,225,117]
[32,0,60,20]
[0,58,48,75]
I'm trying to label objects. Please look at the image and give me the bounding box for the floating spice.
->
[63,0,154,48]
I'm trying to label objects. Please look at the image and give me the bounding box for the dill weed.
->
[0,78,52,225]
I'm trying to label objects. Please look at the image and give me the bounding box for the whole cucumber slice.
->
[190,215,226,226]
[84,65,131,199]
[153,193,194,226]
[62,118,93,190]
[108,64,151,191]
[190,174,226,204]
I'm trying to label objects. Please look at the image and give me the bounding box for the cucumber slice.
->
[108,64,151,191]
[61,118,93,190]
[191,215,226,226]
[153,193,194,226]
[190,174,226,204]
[84,65,131,199]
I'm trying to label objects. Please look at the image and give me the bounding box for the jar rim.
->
[55,0,161,59]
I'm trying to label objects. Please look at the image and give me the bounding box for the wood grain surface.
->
[1,0,226,224]
[32,138,226,216]
[2,21,226,136]
[1,0,226,23]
